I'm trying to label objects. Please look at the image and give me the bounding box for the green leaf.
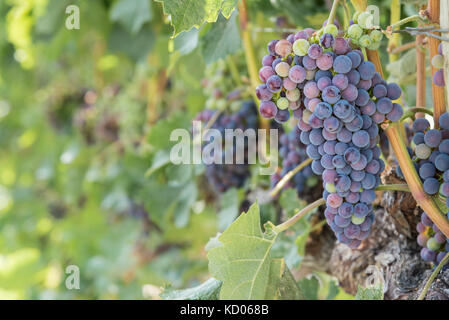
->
[155,0,238,37]
[145,149,171,177]
[161,278,222,300]
[110,0,152,34]
[298,276,319,300]
[279,188,302,216]
[201,12,241,65]
[174,28,199,56]
[217,187,244,231]
[355,284,384,300]
[208,203,302,299]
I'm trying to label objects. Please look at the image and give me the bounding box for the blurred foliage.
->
[0,0,427,300]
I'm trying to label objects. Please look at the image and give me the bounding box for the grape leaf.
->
[110,0,152,34]
[218,187,244,231]
[174,28,199,56]
[208,203,303,299]
[155,0,238,37]
[201,12,241,65]
[355,284,384,300]
[161,278,222,300]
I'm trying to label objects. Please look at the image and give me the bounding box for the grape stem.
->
[274,198,325,233]
[376,184,410,192]
[388,41,417,54]
[388,0,402,62]
[389,14,428,30]
[269,158,313,199]
[417,251,449,300]
[273,184,410,233]
[327,0,341,27]
[427,0,446,126]
[400,107,434,121]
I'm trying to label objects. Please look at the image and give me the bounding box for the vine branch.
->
[418,252,449,300]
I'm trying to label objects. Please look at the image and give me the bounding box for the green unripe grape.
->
[303,109,312,123]
[432,54,444,69]
[415,143,432,159]
[358,12,374,29]
[277,97,289,110]
[324,23,339,37]
[367,40,380,50]
[351,215,365,225]
[359,35,372,47]
[325,183,336,193]
[286,88,301,102]
[348,24,363,40]
[350,38,359,46]
[275,62,290,77]
[293,39,310,56]
[427,237,442,251]
[370,29,383,42]
[216,99,227,110]
[205,99,215,109]
[353,11,361,23]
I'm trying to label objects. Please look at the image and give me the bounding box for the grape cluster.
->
[257,25,404,247]
[347,11,383,50]
[417,213,449,267]
[271,126,319,198]
[409,113,449,266]
[431,43,446,88]
[195,101,259,193]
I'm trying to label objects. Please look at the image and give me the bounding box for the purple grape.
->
[266,75,283,93]
[332,73,349,90]
[333,55,353,74]
[386,83,402,100]
[259,66,275,82]
[358,61,376,80]
[322,85,341,104]
[341,84,358,102]
[316,53,334,70]
[256,84,273,101]
[259,101,278,119]
[289,65,307,83]
[433,69,445,87]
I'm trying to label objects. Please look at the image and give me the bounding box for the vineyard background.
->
[0,0,447,300]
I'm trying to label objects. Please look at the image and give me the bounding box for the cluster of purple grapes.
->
[271,126,318,197]
[431,43,446,88]
[410,113,449,266]
[194,101,259,193]
[257,28,405,248]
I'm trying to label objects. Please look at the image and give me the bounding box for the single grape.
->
[348,24,363,39]
[431,54,444,69]
[424,129,442,148]
[293,39,310,56]
[256,84,273,101]
[423,177,440,195]
[275,39,293,57]
[316,53,334,70]
[266,75,283,93]
[358,61,376,80]
[275,61,290,77]
[308,43,323,59]
[333,55,352,74]
[259,101,278,119]
[289,65,307,83]
[433,69,445,87]
[386,83,402,100]
[322,85,341,104]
